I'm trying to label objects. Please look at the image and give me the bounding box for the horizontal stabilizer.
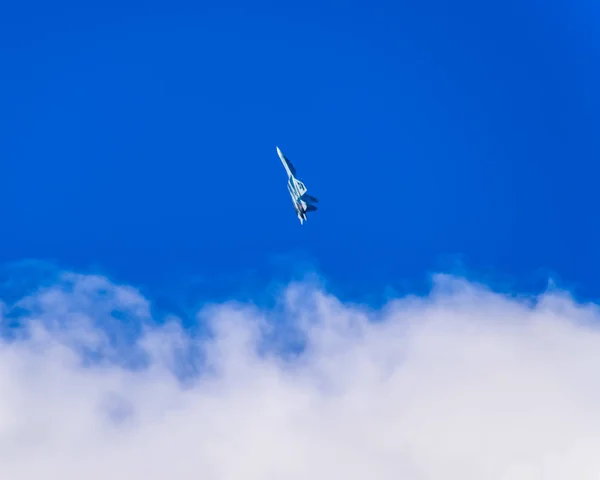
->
[301,193,319,203]
[305,204,317,212]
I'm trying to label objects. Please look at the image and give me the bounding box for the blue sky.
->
[1,0,599,309]
[3,3,600,476]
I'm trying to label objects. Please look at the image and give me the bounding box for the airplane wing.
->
[294,179,307,196]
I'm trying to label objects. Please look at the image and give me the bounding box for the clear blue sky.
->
[1,0,599,310]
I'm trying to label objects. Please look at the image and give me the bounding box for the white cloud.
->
[0,271,600,479]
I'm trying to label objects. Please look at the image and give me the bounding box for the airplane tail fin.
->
[301,193,319,203]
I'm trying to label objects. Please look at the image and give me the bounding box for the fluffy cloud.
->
[0,271,600,479]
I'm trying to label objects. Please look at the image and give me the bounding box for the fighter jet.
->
[276,146,318,224]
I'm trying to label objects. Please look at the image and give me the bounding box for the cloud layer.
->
[1,271,600,479]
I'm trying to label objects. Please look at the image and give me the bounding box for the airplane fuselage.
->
[277,146,315,224]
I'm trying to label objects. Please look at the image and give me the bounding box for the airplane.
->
[276,146,318,224]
